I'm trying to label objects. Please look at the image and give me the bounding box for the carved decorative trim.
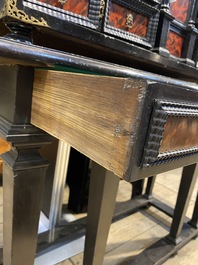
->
[0,0,48,27]
[24,0,101,29]
[142,100,198,167]
[0,116,53,144]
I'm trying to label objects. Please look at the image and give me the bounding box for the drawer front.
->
[142,100,198,167]
[170,0,191,24]
[166,30,184,58]
[36,0,89,17]
[23,0,101,29]
[104,0,160,48]
[108,2,149,38]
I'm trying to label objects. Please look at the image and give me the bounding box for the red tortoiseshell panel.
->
[109,3,149,38]
[36,0,89,17]
[170,0,190,23]
[159,116,198,154]
[166,31,184,57]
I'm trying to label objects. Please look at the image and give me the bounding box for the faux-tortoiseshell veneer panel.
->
[109,2,149,38]
[36,0,89,17]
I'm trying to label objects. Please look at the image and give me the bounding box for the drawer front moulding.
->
[142,100,198,167]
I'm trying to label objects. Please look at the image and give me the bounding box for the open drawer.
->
[31,69,198,182]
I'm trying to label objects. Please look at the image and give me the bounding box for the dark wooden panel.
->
[36,0,89,17]
[170,0,190,24]
[160,116,198,153]
[109,2,149,38]
[166,31,184,57]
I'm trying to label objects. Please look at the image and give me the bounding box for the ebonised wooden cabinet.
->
[0,1,198,265]
[0,0,197,64]
[0,37,197,265]
[154,0,198,65]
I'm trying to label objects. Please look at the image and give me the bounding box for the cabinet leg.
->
[167,164,198,244]
[3,146,49,265]
[83,162,119,265]
[145,176,156,199]
[131,180,145,199]
[0,65,52,265]
[189,190,198,229]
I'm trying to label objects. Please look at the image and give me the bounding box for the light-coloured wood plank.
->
[103,223,168,265]
[164,237,198,265]
[0,138,10,173]
[55,259,73,265]
[0,138,10,155]
[105,210,163,253]
[31,70,146,178]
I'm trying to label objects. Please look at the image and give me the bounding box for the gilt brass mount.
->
[126,13,133,29]
[0,0,48,27]
[100,0,105,19]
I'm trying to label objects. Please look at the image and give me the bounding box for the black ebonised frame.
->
[24,0,101,29]
[1,0,101,29]
[154,0,198,65]
[143,100,198,167]
[103,0,160,48]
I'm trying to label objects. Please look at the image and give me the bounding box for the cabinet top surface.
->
[0,36,198,88]
[0,0,197,81]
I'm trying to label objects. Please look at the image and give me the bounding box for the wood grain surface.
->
[0,138,10,174]
[31,70,146,178]
[160,116,198,154]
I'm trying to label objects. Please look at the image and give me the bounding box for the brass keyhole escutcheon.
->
[126,13,133,29]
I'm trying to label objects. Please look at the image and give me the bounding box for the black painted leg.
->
[145,176,156,199]
[3,146,49,265]
[189,189,198,229]
[83,162,120,265]
[0,65,53,265]
[131,180,145,199]
[167,164,198,244]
